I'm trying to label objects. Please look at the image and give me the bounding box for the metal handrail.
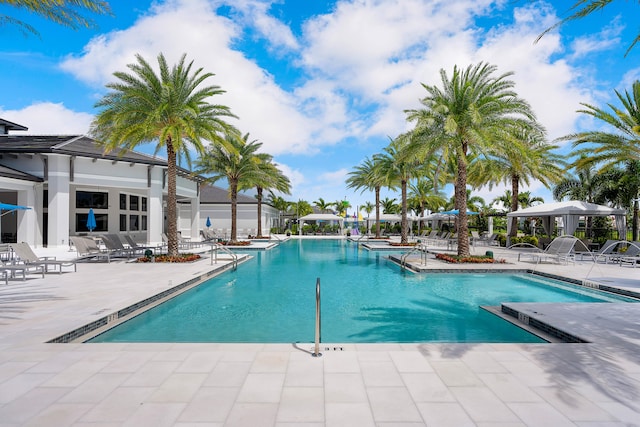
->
[209,243,238,270]
[313,277,322,358]
[400,243,428,270]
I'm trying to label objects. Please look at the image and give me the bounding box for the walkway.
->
[0,241,639,426]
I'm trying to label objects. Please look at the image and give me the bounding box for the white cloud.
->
[0,102,93,134]
[569,18,623,60]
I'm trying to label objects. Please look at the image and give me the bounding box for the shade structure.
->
[0,202,31,216]
[86,208,97,232]
[506,201,626,237]
[206,216,212,228]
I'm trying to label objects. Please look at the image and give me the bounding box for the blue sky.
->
[2,0,639,214]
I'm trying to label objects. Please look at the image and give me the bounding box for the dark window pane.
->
[141,197,147,212]
[76,213,108,232]
[120,214,127,232]
[141,215,147,231]
[43,189,48,209]
[76,191,108,209]
[129,215,139,231]
[120,194,127,210]
[130,195,139,211]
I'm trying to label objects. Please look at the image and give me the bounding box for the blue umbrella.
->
[440,209,479,215]
[206,216,212,228]
[86,208,97,232]
[0,202,31,215]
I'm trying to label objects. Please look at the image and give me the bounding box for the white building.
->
[0,118,281,247]
[0,118,202,248]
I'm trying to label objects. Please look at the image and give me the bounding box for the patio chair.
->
[200,228,218,242]
[9,242,77,274]
[530,236,576,264]
[70,236,111,263]
[123,234,159,256]
[101,234,135,258]
[1,259,44,284]
[617,242,640,267]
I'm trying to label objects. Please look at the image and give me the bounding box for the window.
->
[76,213,108,232]
[120,214,127,232]
[129,195,139,211]
[141,215,147,231]
[129,215,139,231]
[120,194,127,210]
[141,197,147,212]
[76,191,108,209]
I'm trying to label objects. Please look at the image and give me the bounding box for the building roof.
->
[0,118,28,134]
[0,134,204,182]
[200,184,258,204]
[0,164,43,182]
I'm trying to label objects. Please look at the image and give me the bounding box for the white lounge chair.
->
[9,242,77,273]
[70,236,111,263]
[530,236,576,264]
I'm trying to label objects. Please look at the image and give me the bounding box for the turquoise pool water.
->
[91,239,633,343]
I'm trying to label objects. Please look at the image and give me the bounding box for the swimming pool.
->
[90,239,633,343]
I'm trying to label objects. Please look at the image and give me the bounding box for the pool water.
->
[90,239,632,343]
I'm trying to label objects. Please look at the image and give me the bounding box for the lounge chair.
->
[9,242,76,274]
[1,260,44,284]
[70,236,111,263]
[201,228,218,242]
[530,236,576,264]
[617,242,640,267]
[163,232,202,250]
[101,234,135,258]
[123,235,159,256]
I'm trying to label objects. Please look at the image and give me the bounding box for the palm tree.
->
[245,154,290,238]
[405,62,537,256]
[2,0,111,36]
[332,200,351,216]
[194,133,263,244]
[266,192,290,232]
[346,156,387,238]
[408,177,447,230]
[91,52,236,256]
[564,81,640,165]
[314,198,332,214]
[380,197,399,214]
[469,125,565,238]
[536,1,639,56]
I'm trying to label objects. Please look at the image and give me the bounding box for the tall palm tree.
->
[332,200,351,216]
[469,124,565,238]
[2,0,111,35]
[194,133,263,244]
[381,197,399,214]
[346,156,387,238]
[405,62,537,256]
[245,154,290,238]
[536,0,639,56]
[91,52,236,256]
[375,138,424,244]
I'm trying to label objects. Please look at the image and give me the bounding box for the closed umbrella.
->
[86,208,97,233]
[206,216,212,228]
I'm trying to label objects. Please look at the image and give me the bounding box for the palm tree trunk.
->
[166,141,179,257]
[401,179,408,244]
[456,148,470,257]
[256,186,263,237]
[230,178,238,243]
[509,174,519,238]
[375,186,381,238]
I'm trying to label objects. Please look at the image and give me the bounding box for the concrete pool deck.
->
[0,240,639,426]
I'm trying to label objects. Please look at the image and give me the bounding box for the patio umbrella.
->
[440,209,478,231]
[206,216,212,228]
[0,202,31,243]
[86,208,97,232]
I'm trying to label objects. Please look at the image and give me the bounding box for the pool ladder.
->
[400,243,429,270]
[313,277,322,357]
[209,243,238,270]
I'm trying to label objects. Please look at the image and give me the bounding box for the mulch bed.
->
[435,253,505,264]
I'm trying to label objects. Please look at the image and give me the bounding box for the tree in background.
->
[346,156,387,238]
[246,154,290,238]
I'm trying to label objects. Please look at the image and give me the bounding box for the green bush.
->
[510,236,539,248]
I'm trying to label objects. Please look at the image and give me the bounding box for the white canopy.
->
[364,214,408,222]
[299,213,345,222]
[506,201,626,237]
